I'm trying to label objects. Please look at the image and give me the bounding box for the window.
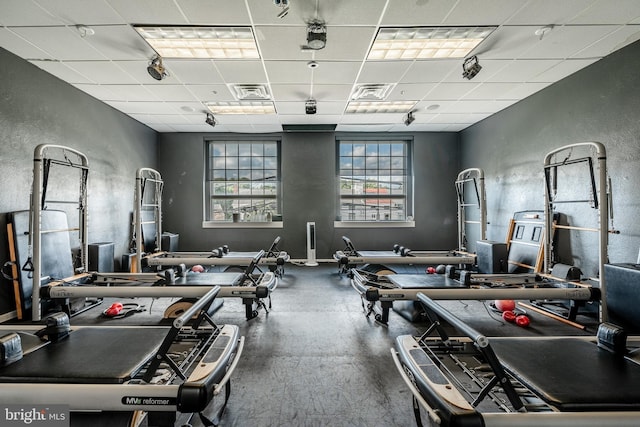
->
[205,140,281,223]
[337,139,413,222]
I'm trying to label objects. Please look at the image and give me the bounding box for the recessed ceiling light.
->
[368,26,496,60]
[345,100,417,114]
[206,101,276,115]
[134,26,260,59]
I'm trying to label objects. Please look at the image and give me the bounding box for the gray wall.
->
[461,40,640,278]
[0,47,157,315]
[157,131,460,259]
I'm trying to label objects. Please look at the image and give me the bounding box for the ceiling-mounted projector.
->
[305,21,326,50]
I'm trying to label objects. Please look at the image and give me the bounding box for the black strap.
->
[198,379,231,427]
[412,395,424,427]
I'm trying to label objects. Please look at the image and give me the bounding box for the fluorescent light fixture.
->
[345,101,417,114]
[206,101,276,115]
[134,26,260,59]
[368,26,496,60]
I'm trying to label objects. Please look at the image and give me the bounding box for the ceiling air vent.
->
[350,83,396,101]
[229,84,272,100]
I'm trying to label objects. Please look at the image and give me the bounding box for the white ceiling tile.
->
[445,0,529,26]
[33,0,126,25]
[400,61,460,84]
[427,82,479,100]
[129,114,189,125]
[97,84,159,102]
[176,0,251,25]
[0,0,66,26]
[82,25,153,61]
[530,58,599,82]
[104,101,182,115]
[313,62,362,84]
[336,124,396,132]
[0,28,54,60]
[141,85,199,102]
[162,60,224,84]
[520,25,620,59]
[30,60,94,84]
[10,26,105,60]
[574,25,640,58]
[357,61,412,84]
[247,124,283,133]
[505,0,596,25]
[381,0,457,26]
[570,0,640,24]
[65,61,139,84]
[264,61,312,84]
[311,27,376,61]
[484,59,562,83]
[184,84,234,102]
[106,0,188,25]
[214,60,268,84]
[387,83,435,101]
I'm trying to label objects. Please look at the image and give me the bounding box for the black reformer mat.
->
[392,263,640,427]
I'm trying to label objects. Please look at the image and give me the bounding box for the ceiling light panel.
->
[345,100,417,114]
[206,101,276,115]
[368,27,496,60]
[134,26,260,59]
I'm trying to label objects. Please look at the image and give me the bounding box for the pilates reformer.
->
[43,249,278,321]
[10,145,275,322]
[131,167,289,277]
[0,285,244,427]
[351,142,613,326]
[333,168,485,276]
[391,262,640,427]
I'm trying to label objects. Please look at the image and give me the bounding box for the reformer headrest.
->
[37,312,71,343]
[0,333,23,367]
[597,322,627,356]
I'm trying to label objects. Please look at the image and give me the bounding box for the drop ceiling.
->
[1,0,640,133]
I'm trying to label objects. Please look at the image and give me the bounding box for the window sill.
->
[334,221,415,228]
[202,221,284,229]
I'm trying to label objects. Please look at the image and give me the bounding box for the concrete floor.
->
[209,264,424,427]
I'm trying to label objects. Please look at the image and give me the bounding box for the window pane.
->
[205,140,281,222]
[338,139,412,222]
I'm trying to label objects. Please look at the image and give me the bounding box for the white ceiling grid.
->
[0,0,639,132]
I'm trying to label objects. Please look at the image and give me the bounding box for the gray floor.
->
[68,263,598,427]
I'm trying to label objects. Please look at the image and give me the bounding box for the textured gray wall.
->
[157,131,460,259]
[0,48,157,314]
[461,40,640,278]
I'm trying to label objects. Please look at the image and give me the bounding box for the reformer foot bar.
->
[132,168,289,277]
[333,168,485,275]
[391,263,640,427]
[0,286,244,427]
[351,268,598,325]
[42,250,277,321]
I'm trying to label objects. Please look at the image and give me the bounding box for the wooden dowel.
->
[518,302,587,330]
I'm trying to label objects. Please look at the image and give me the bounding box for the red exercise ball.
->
[515,315,530,327]
[191,264,205,273]
[426,267,436,274]
[502,311,517,322]
[494,299,516,312]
